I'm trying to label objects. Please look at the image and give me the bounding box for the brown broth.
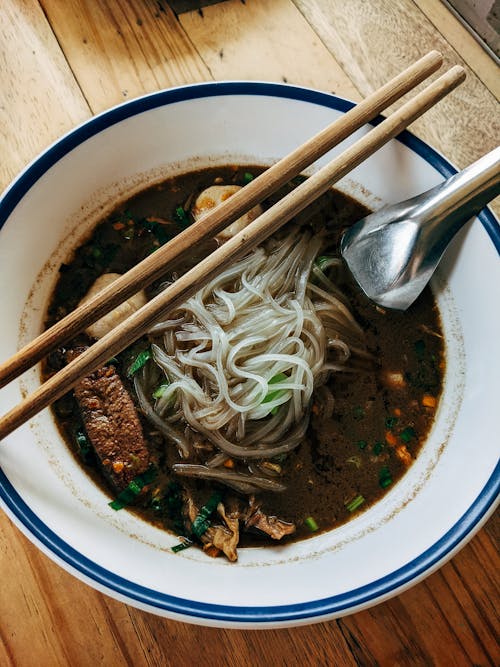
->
[45,166,444,548]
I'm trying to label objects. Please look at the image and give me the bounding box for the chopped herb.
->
[345,494,365,512]
[315,255,334,271]
[379,466,393,488]
[174,206,189,226]
[105,357,119,366]
[304,516,319,532]
[153,382,170,399]
[262,373,289,414]
[171,538,193,553]
[356,439,368,450]
[385,416,398,429]
[191,492,222,538]
[127,348,151,377]
[353,406,365,420]
[109,466,157,510]
[373,441,384,455]
[400,426,416,443]
[75,430,92,462]
[243,171,254,183]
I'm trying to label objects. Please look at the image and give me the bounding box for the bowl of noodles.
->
[0,82,498,628]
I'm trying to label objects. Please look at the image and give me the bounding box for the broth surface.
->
[44,166,444,551]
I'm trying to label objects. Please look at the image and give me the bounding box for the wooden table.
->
[1,1,498,665]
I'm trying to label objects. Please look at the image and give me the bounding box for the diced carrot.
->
[422,394,436,408]
[393,408,402,417]
[385,431,398,447]
[223,458,235,469]
[395,445,412,466]
[112,461,124,473]
[112,222,125,230]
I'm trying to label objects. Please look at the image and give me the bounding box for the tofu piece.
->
[192,185,263,242]
[78,273,147,339]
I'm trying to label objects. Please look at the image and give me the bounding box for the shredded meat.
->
[245,497,296,540]
[68,349,151,490]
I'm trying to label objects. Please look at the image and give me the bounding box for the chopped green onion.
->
[191,492,222,538]
[400,426,416,443]
[105,357,119,366]
[315,255,333,271]
[109,466,157,511]
[262,373,289,414]
[385,416,398,429]
[373,441,384,455]
[243,171,254,183]
[171,538,193,553]
[379,466,393,489]
[75,430,92,462]
[356,439,368,450]
[353,406,365,420]
[127,348,151,377]
[152,382,170,399]
[174,206,189,225]
[304,516,319,532]
[345,494,365,512]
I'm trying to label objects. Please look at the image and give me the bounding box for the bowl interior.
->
[0,83,498,627]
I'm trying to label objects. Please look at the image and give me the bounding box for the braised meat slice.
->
[71,359,151,491]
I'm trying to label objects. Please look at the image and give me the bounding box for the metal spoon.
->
[340,146,500,310]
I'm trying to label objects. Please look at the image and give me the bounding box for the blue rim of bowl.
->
[0,82,499,624]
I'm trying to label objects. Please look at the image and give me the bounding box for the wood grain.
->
[179,0,361,100]
[39,0,211,113]
[0,0,90,192]
[292,0,500,171]
[413,0,500,99]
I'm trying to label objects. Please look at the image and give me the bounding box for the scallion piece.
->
[400,426,416,443]
[379,466,393,489]
[127,348,151,377]
[356,439,368,450]
[304,516,319,532]
[243,171,254,183]
[174,206,189,225]
[385,416,398,429]
[373,441,384,455]
[152,382,170,399]
[345,494,365,512]
[109,466,157,511]
[191,492,222,538]
[171,538,193,553]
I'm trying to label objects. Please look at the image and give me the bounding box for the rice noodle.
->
[135,226,365,492]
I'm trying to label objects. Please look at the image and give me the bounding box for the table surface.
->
[1,1,499,665]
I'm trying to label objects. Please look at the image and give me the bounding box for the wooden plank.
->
[414,0,500,99]
[0,0,90,192]
[39,0,211,113]
[178,0,362,100]
[292,0,500,172]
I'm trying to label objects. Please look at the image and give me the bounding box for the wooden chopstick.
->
[0,51,444,390]
[0,65,465,441]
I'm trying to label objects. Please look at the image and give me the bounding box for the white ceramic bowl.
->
[0,83,498,628]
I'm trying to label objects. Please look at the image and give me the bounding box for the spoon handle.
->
[417,146,500,238]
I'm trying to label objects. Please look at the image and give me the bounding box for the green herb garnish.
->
[243,171,254,183]
[345,495,365,512]
[379,466,393,489]
[304,516,319,532]
[109,466,157,511]
[356,439,368,450]
[191,492,222,538]
[171,538,193,553]
[400,426,416,443]
[152,382,170,399]
[174,206,189,226]
[373,441,384,455]
[127,348,152,377]
[385,416,398,429]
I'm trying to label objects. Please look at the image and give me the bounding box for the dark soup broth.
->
[44,166,444,561]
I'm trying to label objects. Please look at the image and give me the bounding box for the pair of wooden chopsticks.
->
[0,53,465,441]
